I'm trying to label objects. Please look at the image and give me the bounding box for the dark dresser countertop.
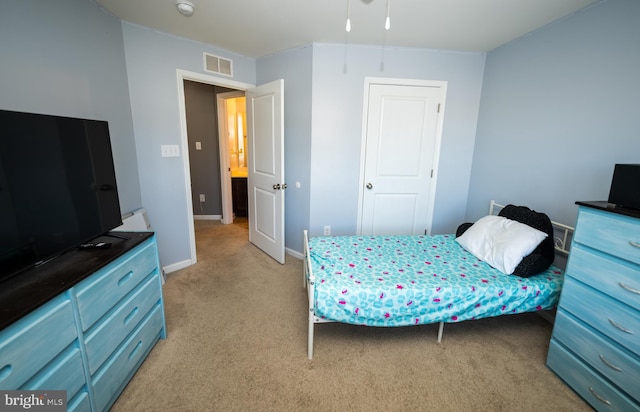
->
[0,231,154,331]
[576,201,640,219]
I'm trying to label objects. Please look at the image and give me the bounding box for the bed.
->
[303,201,574,359]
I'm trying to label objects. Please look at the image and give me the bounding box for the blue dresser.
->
[0,233,166,412]
[547,202,640,411]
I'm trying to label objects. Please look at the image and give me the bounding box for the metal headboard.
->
[489,200,574,255]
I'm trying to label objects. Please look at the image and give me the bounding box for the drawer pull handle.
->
[588,387,611,406]
[118,271,133,287]
[124,307,139,325]
[0,364,12,381]
[630,241,640,249]
[128,340,143,361]
[619,282,640,295]
[599,354,623,372]
[608,318,633,334]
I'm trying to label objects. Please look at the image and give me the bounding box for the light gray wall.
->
[0,0,141,214]
[257,46,313,253]
[121,23,256,268]
[309,44,486,237]
[255,43,485,252]
[467,0,640,228]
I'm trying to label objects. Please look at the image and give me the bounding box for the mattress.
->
[308,234,564,327]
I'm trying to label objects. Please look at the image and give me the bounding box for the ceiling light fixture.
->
[176,0,195,17]
[385,0,391,30]
[345,0,351,32]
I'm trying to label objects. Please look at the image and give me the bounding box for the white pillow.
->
[455,215,548,274]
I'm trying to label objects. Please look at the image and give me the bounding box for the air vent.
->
[204,53,233,76]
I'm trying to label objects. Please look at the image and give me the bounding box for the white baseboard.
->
[163,258,194,275]
[286,247,303,260]
[194,215,222,220]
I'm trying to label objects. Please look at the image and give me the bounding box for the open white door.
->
[246,79,285,264]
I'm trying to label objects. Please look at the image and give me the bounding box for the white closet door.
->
[360,81,445,236]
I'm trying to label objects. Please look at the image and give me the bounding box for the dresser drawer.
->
[84,274,162,375]
[0,294,77,389]
[553,310,640,401]
[568,244,640,312]
[91,303,163,412]
[574,207,640,265]
[560,276,640,355]
[22,344,85,401]
[68,390,91,412]
[75,239,158,331]
[547,340,640,411]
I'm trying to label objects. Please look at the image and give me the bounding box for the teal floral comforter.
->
[308,234,564,326]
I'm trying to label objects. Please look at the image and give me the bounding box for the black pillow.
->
[456,205,555,277]
[455,222,473,238]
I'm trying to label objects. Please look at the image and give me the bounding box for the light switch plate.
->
[161,145,180,158]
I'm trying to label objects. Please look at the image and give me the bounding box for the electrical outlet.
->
[199,194,205,202]
[324,226,331,236]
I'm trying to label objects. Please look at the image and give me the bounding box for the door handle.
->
[366,183,373,190]
[282,183,287,190]
[273,183,281,190]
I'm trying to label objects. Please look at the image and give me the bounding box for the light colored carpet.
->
[111,220,590,411]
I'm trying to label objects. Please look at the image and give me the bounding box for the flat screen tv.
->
[0,109,123,281]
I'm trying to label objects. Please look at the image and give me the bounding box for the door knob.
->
[282,183,287,189]
[273,183,281,190]
[366,183,373,190]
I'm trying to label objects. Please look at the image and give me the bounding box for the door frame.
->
[176,69,254,265]
[217,91,246,225]
[356,77,447,236]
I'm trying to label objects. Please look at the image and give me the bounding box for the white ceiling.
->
[94,0,599,58]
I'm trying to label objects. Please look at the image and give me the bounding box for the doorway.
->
[182,81,247,226]
[177,70,286,265]
[217,91,248,228]
[177,70,254,265]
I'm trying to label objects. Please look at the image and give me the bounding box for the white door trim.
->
[356,77,447,235]
[176,69,254,265]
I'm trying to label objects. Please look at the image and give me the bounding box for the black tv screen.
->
[0,110,123,281]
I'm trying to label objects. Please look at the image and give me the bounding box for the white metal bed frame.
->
[303,200,574,359]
